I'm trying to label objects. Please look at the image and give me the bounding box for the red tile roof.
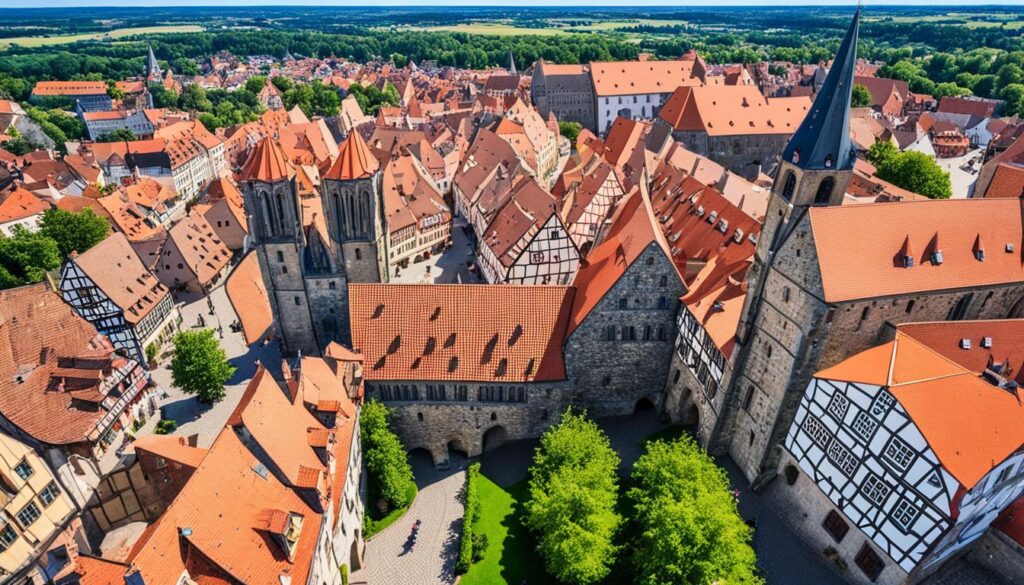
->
[589,60,699,96]
[132,434,207,469]
[658,85,811,137]
[816,331,1024,489]
[225,252,273,345]
[324,130,380,180]
[897,319,1024,385]
[350,284,574,382]
[31,80,107,96]
[239,136,293,183]
[809,199,1024,303]
[0,187,49,223]
[568,189,679,334]
[71,232,169,326]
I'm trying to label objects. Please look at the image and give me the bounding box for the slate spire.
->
[145,43,161,80]
[782,9,860,172]
[507,50,517,76]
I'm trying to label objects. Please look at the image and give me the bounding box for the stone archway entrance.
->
[482,425,508,453]
[447,437,469,465]
[350,530,362,570]
[634,396,656,414]
[684,404,700,427]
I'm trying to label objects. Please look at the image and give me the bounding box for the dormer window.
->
[960,338,972,350]
[902,255,914,268]
[931,250,943,265]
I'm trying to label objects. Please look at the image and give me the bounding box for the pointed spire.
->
[145,43,161,80]
[240,136,293,183]
[325,131,380,181]
[507,50,517,76]
[782,8,859,171]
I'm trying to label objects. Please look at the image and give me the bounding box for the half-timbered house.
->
[559,157,627,254]
[59,232,179,364]
[779,323,1024,584]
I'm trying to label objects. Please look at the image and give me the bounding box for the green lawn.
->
[461,477,557,585]
[365,480,418,539]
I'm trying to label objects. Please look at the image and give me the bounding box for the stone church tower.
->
[240,132,386,356]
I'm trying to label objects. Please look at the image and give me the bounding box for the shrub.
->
[471,532,488,563]
[145,342,159,365]
[131,417,146,432]
[340,563,348,585]
[457,462,482,574]
[155,419,177,435]
[360,401,414,510]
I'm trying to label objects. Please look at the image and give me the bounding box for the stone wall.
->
[671,131,792,176]
[764,450,911,585]
[966,530,1024,584]
[256,242,318,355]
[306,274,349,346]
[367,380,573,466]
[564,244,684,418]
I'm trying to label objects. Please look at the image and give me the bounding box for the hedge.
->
[457,462,482,574]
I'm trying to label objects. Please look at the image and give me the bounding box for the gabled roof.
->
[782,9,859,171]
[817,330,1024,490]
[132,434,207,469]
[0,187,49,223]
[658,85,810,137]
[589,60,699,97]
[239,136,293,183]
[71,232,169,326]
[569,189,680,334]
[324,130,380,181]
[225,252,273,345]
[809,198,1024,303]
[349,284,574,383]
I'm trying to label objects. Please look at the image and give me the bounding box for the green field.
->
[397,22,570,36]
[0,25,204,48]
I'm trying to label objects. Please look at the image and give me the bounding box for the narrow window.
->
[277,250,284,262]
[743,386,755,411]
[814,177,835,205]
[854,543,885,582]
[823,511,849,543]
[905,300,915,314]
[782,287,790,303]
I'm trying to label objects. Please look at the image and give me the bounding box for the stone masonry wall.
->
[564,244,684,418]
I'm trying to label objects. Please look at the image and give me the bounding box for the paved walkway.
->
[136,281,281,449]
[352,453,466,585]
[391,223,482,285]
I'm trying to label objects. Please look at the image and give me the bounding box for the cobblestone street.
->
[352,453,466,585]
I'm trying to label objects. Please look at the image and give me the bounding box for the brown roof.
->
[809,199,1024,303]
[132,435,207,468]
[71,233,169,326]
[0,284,129,445]
[350,284,574,382]
[658,85,811,137]
[164,214,232,286]
[31,80,107,96]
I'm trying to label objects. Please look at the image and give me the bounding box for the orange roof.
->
[225,252,273,345]
[658,85,811,137]
[239,136,293,183]
[74,554,130,584]
[132,434,207,468]
[898,319,1024,385]
[815,331,1024,489]
[350,284,574,382]
[0,187,49,223]
[569,189,680,334]
[324,130,380,181]
[809,199,1024,303]
[32,80,107,96]
[589,60,699,96]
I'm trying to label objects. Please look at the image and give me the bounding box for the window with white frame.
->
[0,519,16,552]
[16,502,40,527]
[882,437,915,473]
[39,481,60,507]
[826,391,849,422]
[802,414,832,448]
[827,439,858,476]
[892,497,920,532]
[870,390,896,418]
[851,412,878,443]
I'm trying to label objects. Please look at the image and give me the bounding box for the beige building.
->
[0,432,84,584]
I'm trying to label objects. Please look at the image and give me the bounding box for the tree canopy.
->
[170,329,236,403]
[360,400,415,511]
[38,207,110,258]
[0,227,61,290]
[346,82,400,116]
[868,142,952,199]
[97,128,137,142]
[526,409,621,585]
[851,83,872,108]
[629,437,762,585]
[558,121,582,143]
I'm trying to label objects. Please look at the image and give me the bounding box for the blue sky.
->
[8,0,1024,6]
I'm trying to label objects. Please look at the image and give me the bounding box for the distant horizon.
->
[5,0,1024,8]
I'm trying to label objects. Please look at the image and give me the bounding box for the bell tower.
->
[321,131,387,283]
[240,136,319,355]
[739,8,860,339]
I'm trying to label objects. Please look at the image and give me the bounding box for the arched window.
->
[814,177,836,206]
[781,171,797,200]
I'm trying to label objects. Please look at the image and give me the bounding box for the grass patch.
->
[364,479,417,539]
[461,477,557,585]
[0,25,204,48]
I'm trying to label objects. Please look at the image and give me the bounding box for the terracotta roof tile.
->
[132,434,207,469]
[350,284,573,382]
[239,136,293,183]
[225,252,273,345]
[324,130,380,180]
[0,187,49,223]
[72,233,169,326]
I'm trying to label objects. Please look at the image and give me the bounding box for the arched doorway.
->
[482,426,508,453]
[407,447,435,467]
[634,397,656,414]
[684,404,700,427]
[447,437,469,466]
[349,531,361,570]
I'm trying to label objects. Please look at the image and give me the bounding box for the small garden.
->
[361,401,417,539]
[457,409,762,585]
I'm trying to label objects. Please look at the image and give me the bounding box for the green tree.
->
[876,150,953,199]
[170,329,236,403]
[38,207,109,258]
[1002,83,1024,117]
[558,121,582,143]
[629,438,762,585]
[97,128,137,143]
[244,75,267,95]
[360,400,415,510]
[526,409,621,585]
[105,79,125,101]
[851,83,872,108]
[865,140,898,167]
[0,227,61,290]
